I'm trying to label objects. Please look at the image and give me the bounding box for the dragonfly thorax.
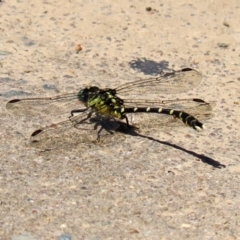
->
[80,87,124,119]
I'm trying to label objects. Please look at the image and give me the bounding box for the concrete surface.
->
[0,0,240,239]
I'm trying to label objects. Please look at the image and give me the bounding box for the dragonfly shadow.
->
[129,58,170,75]
[116,122,226,169]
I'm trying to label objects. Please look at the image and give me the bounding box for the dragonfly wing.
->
[30,111,125,149]
[116,68,202,96]
[6,93,83,117]
[123,98,210,109]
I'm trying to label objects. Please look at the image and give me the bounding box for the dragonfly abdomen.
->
[122,107,205,131]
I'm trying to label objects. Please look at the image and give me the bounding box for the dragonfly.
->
[6,68,213,149]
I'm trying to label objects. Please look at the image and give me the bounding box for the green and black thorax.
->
[77,86,125,119]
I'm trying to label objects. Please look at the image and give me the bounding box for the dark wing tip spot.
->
[8,99,21,103]
[181,67,194,72]
[193,98,206,103]
[31,129,42,137]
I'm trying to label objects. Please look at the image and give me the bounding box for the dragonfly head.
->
[77,86,100,103]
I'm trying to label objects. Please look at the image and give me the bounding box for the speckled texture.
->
[0,0,240,239]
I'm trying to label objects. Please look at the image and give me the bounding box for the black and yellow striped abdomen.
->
[121,106,204,131]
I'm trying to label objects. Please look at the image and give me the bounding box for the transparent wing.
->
[29,110,125,150]
[122,98,208,109]
[6,93,82,117]
[116,68,201,96]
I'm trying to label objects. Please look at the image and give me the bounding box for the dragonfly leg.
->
[70,108,89,117]
[96,126,107,142]
[95,124,119,141]
[122,114,139,130]
[71,111,93,128]
[122,114,130,126]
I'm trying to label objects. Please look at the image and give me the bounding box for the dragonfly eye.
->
[77,87,99,103]
[77,89,87,103]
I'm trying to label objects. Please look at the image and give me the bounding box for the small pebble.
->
[217,43,229,49]
[75,44,82,53]
[223,21,230,27]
